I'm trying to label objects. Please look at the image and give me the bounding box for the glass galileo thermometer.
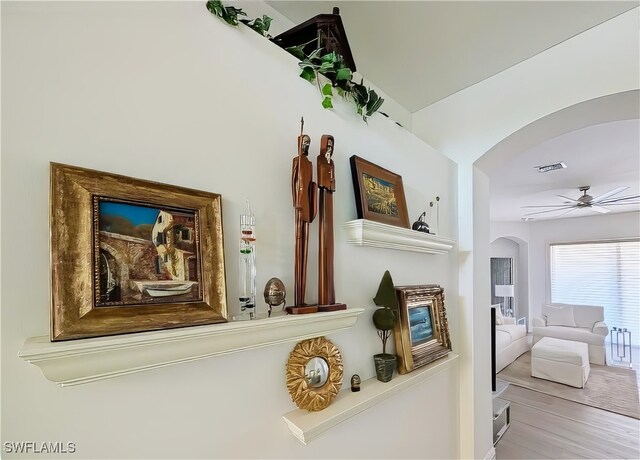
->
[239,200,256,320]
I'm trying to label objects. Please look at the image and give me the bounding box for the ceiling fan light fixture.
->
[535,162,567,173]
[525,185,637,220]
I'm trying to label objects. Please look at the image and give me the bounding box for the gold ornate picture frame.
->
[286,337,343,411]
[50,163,228,341]
[393,285,451,374]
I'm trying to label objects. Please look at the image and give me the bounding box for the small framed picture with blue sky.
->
[394,285,452,374]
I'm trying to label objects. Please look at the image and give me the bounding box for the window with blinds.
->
[550,239,640,346]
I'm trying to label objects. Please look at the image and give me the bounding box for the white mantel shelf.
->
[282,352,459,444]
[343,219,455,254]
[19,308,365,386]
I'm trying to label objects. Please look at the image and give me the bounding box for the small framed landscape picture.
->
[393,285,451,374]
[50,163,228,341]
[349,155,410,228]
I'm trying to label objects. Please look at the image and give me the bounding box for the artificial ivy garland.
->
[206,0,272,36]
[206,0,384,122]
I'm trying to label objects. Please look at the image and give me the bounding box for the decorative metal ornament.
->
[263,277,286,317]
[286,337,343,411]
[411,211,431,233]
[429,196,440,235]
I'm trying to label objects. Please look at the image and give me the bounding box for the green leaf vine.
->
[206,0,384,121]
[206,0,272,37]
[206,0,246,27]
[287,44,384,121]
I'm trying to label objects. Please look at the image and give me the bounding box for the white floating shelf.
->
[344,219,455,254]
[283,353,459,444]
[19,308,365,386]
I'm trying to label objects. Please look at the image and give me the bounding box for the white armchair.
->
[532,317,546,328]
[494,307,529,372]
[532,303,609,365]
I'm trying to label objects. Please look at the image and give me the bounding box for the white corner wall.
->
[1,2,460,459]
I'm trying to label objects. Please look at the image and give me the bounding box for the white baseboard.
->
[484,446,496,460]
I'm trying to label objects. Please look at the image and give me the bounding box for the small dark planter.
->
[374,353,397,382]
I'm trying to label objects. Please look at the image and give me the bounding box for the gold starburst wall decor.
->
[286,337,343,411]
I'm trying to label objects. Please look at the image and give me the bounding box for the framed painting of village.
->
[349,155,410,228]
[50,163,228,341]
[393,285,451,374]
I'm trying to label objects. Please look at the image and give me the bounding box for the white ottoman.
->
[531,337,590,388]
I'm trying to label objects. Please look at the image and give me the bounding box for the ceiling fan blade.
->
[593,186,629,203]
[523,206,575,217]
[554,207,579,218]
[599,194,640,203]
[556,194,580,203]
[597,201,640,206]
[521,204,574,208]
[590,205,610,214]
[527,207,580,219]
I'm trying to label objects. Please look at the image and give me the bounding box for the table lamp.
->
[494,284,515,317]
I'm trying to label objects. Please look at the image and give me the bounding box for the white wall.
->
[490,221,530,246]
[471,167,492,459]
[527,212,640,321]
[490,238,519,261]
[411,7,639,459]
[1,2,460,459]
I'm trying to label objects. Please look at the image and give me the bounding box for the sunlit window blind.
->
[550,240,640,346]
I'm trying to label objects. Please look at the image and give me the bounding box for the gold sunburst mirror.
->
[286,337,343,411]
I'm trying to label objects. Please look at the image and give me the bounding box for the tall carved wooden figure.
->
[288,120,318,314]
[317,135,346,312]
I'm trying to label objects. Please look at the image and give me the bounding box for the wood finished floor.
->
[495,385,640,459]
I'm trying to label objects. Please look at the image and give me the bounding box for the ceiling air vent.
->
[535,162,567,173]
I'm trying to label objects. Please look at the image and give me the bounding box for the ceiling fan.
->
[522,186,640,219]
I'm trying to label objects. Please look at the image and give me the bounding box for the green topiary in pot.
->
[372,270,398,382]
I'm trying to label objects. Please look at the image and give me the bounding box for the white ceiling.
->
[490,120,640,221]
[267,1,637,112]
[267,1,640,223]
